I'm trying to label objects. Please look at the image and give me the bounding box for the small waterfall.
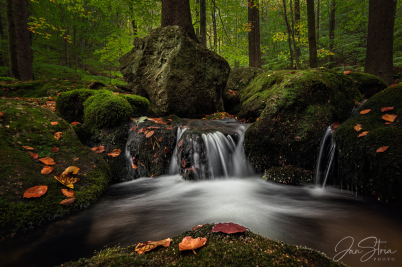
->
[168,127,187,175]
[315,126,337,187]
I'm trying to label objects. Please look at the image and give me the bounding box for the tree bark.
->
[200,0,207,47]
[5,0,20,79]
[294,0,301,59]
[364,0,397,86]
[129,3,137,36]
[316,0,320,42]
[328,0,335,68]
[289,0,300,69]
[0,8,6,67]
[307,0,318,68]
[280,0,294,69]
[195,0,200,38]
[248,0,261,68]
[162,0,199,43]
[212,0,217,52]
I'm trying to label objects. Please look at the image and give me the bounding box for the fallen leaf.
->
[96,146,105,153]
[159,137,162,142]
[331,121,340,131]
[179,236,207,254]
[376,146,389,153]
[29,151,39,159]
[51,122,59,125]
[137,128,147,133]
[154,153,157,158]
[73,157,79,162]
[151,173,157,177]
[41,166,54,174]
[360,109,371,114]
[52,146,59,153]
[211,222,247,234]
[0,111,5,118]
[71,121,79,126]
[60,198,75,205]
[135,238,172,254]
[167,127,173,130]
[132,163,138,170]
[61,189,75,198]
[146,131,154,138]
[23,185,48,198]
[164,147,169,154]
[54,132,63,140]
[39,157,55,165]
[192,224,207,231]
[354,123,362,132]
[381,107,394,112]
[22,146,35,150]
[390,84,397,87]
[178,139,183,148]
[344,71,351,75]
[91,146,98,152]
[181,159,186,168]
[385,122,392,125]
[358,131,369,137]
[147,126,160,129]
[290,71,296,74]
[54,166,80,188]
[108,149,121,157]
[130,126,138,132]
[382,114,398,123]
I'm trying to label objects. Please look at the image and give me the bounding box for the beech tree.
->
[5,0,19,79]
[248,0,261,68]
[364,0,397,86]
[200,0,207,47]
[161,0,199,43]
[306,0,317,68]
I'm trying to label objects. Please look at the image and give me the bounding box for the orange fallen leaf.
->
[164,147,169,154]
[130,126,138,132]
[376,146,389,153]
[159,137,162,142]
[358,131,369,137]
[39,157,55,165]
[146,131,154,138]
[179,236,207,254]
[154,153,157,158]
[71,121,79,126]
[52,146,59,153]
[385,122,392,125]
[178,139,183,148]
[381,107,394,112]
[354,123,362,132]
[41,166,54,174]
[167,127,173,130]
[360,109,371,114]
[135,238,172,254]
[51,122,59,125]
[137,128,147,133]
[91,146,98,152]
[54,132,62,140]
[132,163,138,170]
[60,198,75,205]
[390,84,397,87]
[96,146,105,153]
[29,151,39,159]
[108,149,121,157]
[344,71,351,75]
[54,166,80,188]
[147,126,160,129]
[382,114,398,123]
[0,111,5,118]
[23,185,48,198]
[61,189,75,198]
[22,146,35,150]
[181,159,186,168]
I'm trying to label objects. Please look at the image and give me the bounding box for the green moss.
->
[348,72,387,98]
[0,99,110,237]
[262,165,314,184]
[61,224,345,267]
[120,94,150,116]
[55,89,97,122]
[334,85,402,204]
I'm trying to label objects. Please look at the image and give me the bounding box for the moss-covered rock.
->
[61,223,346,267]
[0,98,110,237]
[120,94,150,116]
[262,165,314,184]
[55,89,97,122]
[348,72,387,98]
[334,85,402,204]
[243,68,362,172]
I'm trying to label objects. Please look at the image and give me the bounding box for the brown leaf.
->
[192,224,207,231]
[382,114,398,123]
[354,123,362,132]
[41,166,54,174]
[61,189,75,198]
[167,127,173,130]
[23,185,48,198]
[344,71,351,75]
[358,131,369,137]
[159,137,162,142]
[163,147,169,154]
[137,128,147,133]
[135,238,172,254]
[51,122,59,125]
[178,139,183,148]
[39,157,55,165]
[52,146,59,153]
[381,107,394,112]
[130,126,138,132]
[71,121,79,126]
[154,153,157,158]
[376,146,389,153]
[54,132,63,140]
[179,236,207,254]
[390,84,397,87]
[60,198,75,205]
[181,159,186,168]
[385,122,392,125]
[330,121,340,131]
[147,126,160,129]
[108,149,121,157]
[360,109,371,114]
[151,173,157,178]
[96,146,105,153]
[91,146,98,152]
[290,71,296,74]
[29,151,39,159]
[0,111,5,118]
[211,222,247,234]
[22,146,35,150]
[132,163,138,170]
[146,131,154,138]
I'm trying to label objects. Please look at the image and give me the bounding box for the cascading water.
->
[315,126,337,187]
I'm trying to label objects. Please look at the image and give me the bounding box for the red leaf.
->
[29,151,39,159]
[390,84,397,87]
[52,146,59,153]
[39,157,55,165]
[211,222,247,234]
[41,166,54,174]
[376,146,389,153]
[61,189,75,198]
[137,128,147,133]
[290,71,296,74]
[130,126,138,132]
[381,107,394,112]
[108,149,121,157]
[181,158,186,168]
[331,121,340,131]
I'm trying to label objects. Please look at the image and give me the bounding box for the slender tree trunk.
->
[280,0,294,69]
[212,0,217,52]
[0,9,6,67]
[161,0,199,43]
[129,3,137,36]
[248,0,261,68]
[316,0,320,42]
[307,0,318,68]
[289,0,300,69]
[200,0,207,47]
[328,0,335,68]
[6,0,20,79]
[195,0,200,38]
[295,0,301,59]
[364,0,397,86]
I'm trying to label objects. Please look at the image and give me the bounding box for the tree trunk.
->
[364,0,397,86]
[212,0,217,52]
[129,3,137,36]
[307,0,318,68]
[200,0,207,47]
[328,0,335,68]
[294,0,301,59]
[248,0,261,68]
[161,0,199,43]
[5,0,19,79]
[280,0,294,69]
[0,8,6,67]
[316,0,320,42]
[195,0,200,38]
[290,0,300,69]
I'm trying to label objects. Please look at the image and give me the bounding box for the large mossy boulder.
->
[119,25,230,118]
[334,85,402,204]
[348,72,387,98]
[224,67,266,115]
[243,68,362,172]
[0,99,110,237]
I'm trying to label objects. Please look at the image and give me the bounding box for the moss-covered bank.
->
[61,224,346,267]
[0,98,110,237]
[348,72,387,98]
[334,85,402,204]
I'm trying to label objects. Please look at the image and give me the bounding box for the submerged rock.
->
[119,25,230,118]
[334,85,402,204]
